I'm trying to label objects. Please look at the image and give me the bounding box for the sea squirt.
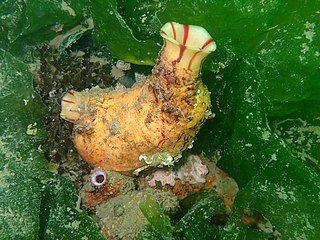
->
[60,22,216,174]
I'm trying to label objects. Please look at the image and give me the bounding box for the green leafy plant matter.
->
[139,195,174,240]
[0,49,103,239]
[0,1,103,239]
[138,189,228,240]
[174,189,227,240]
[89,0,159,65]
[0,48,46,239]
[1,0,86,56]
[1,0,320,239]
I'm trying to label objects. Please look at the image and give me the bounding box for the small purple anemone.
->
[91,168,107,187]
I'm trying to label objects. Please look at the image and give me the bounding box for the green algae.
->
[1,0,320,239]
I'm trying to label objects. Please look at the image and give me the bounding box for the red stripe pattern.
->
[182,25,189,45]
[60,90,81,122]
[62,99,75,104]
[201,38,214,50]
[169,22,177,40]
[163,22,215,70]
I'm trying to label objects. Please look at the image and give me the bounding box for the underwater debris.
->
[146,155,208,187]
[175,154,209,184]
[145,155,238,207]
[242,209,282,239]
[93,188,178,239]
[145,169,176,187]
